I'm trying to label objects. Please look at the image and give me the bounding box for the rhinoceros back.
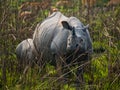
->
[33,12,68,57]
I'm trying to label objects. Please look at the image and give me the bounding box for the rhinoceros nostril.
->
[76,44,79,47]
[80,39,83,43]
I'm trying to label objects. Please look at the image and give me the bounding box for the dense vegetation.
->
[0,0,120,89]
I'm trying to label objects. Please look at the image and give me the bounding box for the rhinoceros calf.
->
[16,38,37,67]
[33,11,92,83]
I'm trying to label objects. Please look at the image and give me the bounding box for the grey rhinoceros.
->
[33,11,92,83]
[16,38,37,67]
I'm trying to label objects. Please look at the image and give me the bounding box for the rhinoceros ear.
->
[61,21,72,30]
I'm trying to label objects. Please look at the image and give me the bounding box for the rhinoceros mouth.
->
[75,47,86,54]
[67,46,86,55]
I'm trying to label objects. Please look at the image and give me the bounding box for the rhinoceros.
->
[16,38,37,67]
[33,11,92,83]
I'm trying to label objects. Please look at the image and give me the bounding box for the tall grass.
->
[0,0,120,89]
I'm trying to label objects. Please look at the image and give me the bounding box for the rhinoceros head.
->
[61,21,89,53]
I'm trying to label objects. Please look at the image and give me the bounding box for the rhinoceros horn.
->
[84,24,89,29]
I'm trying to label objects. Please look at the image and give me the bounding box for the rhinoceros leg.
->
[54,55,63,76]
[75,53,91,87]
[54,55,71,86]
[76,64,85,85]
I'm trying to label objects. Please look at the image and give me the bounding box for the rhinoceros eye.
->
[82,28,86,32]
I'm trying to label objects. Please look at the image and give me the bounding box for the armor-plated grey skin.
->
[33,12,92,84]
[33,11,92,59]
[16,38,37,66]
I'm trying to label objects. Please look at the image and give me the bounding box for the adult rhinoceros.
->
[33,11,92,83]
